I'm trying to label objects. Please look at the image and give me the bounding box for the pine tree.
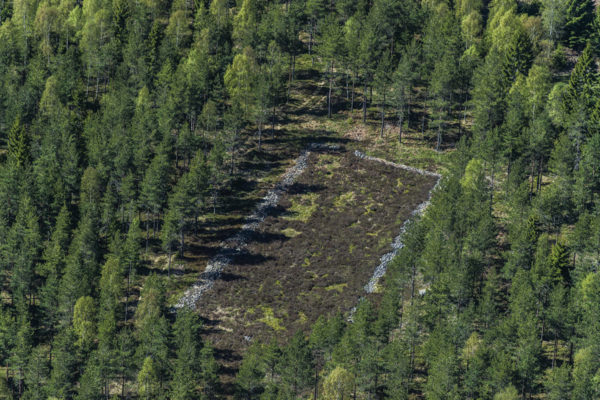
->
[236,341,268,398]
[98,255,122,336]
[58,215,100,322]
[9,317,32,397]
[278,331,314,397]
[382,340,410,399]
[549,241,572,286]
[138,356,161,400]
[503,29,533,86]
[140,152,171,250]
[134,275,169,372]
[564,0,595,49]
[5,194,41,311]
[76,353,103,400]
[48,328,79,399]
[7,116,29,168]
[200,342,219,399]
[22,346,50,400]
[115,329,135,398]
[162,203,182,276]
[317,13,344,119]
[544,364,573,399]
[170,309,202,400]
[123,217,141,322]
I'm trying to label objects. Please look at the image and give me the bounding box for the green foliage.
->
[138,356,162,400]
[1,0,600,397]
[73,296,97,350]
[236,341,267,398]
[322,366,354,400]
[277,331,313,396]
[564,0,595,49]
[7,116,29,168]
[170,309,202,400]
[134,274,169,378]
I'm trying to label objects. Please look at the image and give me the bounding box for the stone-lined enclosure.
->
[175,145,439,353]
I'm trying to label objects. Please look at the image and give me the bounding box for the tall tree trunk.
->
[410,264,416,305]
[552,331,558,369]
[351,73,356,115]
[506,158,512,196]
[530,157,535,199]
[180,226,184,257]
[436,119,442,151]
[575,134,581,171]
[125,262,131,323]
[167,250,172,277]
[363,82,368,123]
[328,61,334,118]
[86,71,90,98]
[287,53,292,102]
[380,90,386,137]
[406,91,411,131]
[490,164,495,203]
[230,145,235,175]
[313,361,319,400]
[346,72,349,99]
[272,104,276,139]
[537,155,543,192]
[398,105,403,143]
[258,121,263,151]
[153,214,157,238]
[145,211,149,253]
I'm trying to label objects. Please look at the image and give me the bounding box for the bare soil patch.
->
[196,148,437,365]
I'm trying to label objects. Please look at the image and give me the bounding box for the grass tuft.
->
[258,306,286,331]
[285,192,319,222]
[333,191,356,209]
[324,283,348,293]
[281,227,302,238]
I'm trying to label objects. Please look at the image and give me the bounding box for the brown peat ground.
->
[192,147,437,374]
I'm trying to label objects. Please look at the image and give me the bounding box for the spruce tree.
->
[7,116,29,168]
[200,342,219,399]
[564,0,595,49]
[566,42,596,116]
[170,309,202,400]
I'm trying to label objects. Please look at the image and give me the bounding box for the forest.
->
[1,0,600,397]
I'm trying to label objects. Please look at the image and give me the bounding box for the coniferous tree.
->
[134,275,169,375]
[278,331,313,397]
[564,0,595,49]
[170,309,202,400]
[199,342,219,399]
[48,328,79,399]
[7,116,29,168]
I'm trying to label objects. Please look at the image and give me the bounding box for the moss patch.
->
[297,311,308,324]
[333,191,356,209]
[281,227,302,238]
[258,306,286,332]
[285,192,319,222]
[324,283,348,293]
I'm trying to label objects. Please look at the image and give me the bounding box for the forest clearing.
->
[182,147,437,370]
